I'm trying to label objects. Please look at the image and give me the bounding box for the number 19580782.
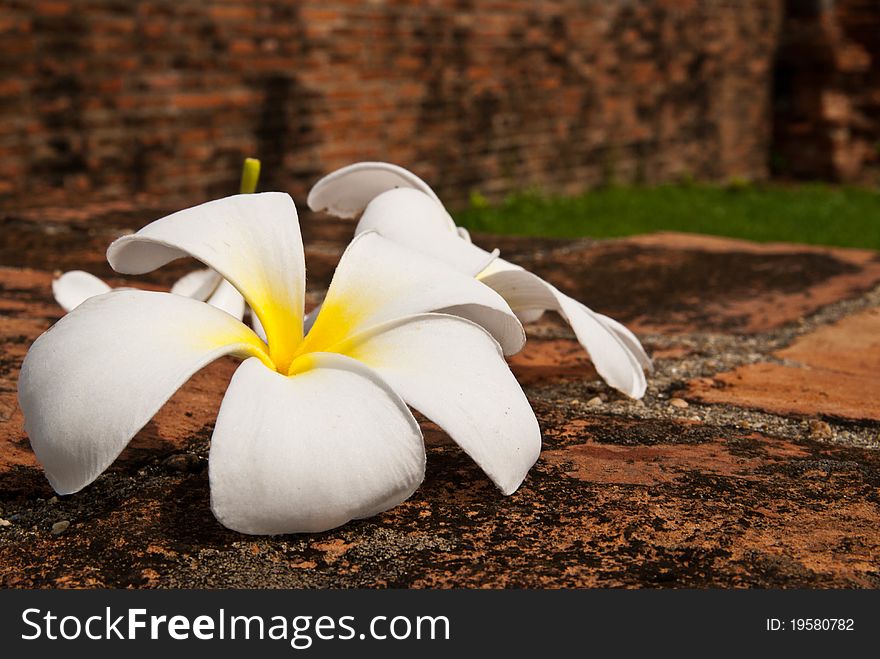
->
[766,618,854,631]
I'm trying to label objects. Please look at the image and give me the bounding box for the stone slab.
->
[2,414,878,588]
[687,307,880,422]
[2,202,879,589]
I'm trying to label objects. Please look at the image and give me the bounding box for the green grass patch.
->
[454,183,880,250]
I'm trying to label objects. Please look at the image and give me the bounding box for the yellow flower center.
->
[252,292,369,376]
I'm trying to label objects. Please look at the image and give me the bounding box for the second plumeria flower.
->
[52,267,246,320]
[18,192,540,535]
[308,162,652,398]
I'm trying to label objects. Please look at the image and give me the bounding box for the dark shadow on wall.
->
[202,4,324,200]
[252,74,321,194]
[255,75,294,190]
[29,10,89,189]
[771,0,837,179]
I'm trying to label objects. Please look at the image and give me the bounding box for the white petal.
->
[205,278,246,320]
[514,309,546,324]
[52,271,112,312]
[356,188,497,276]
[480,267,648,398]
[170,268,221,301]
[307,161,441,218]
[477,257,523,277]
[209,355,425,535]
[300,232,525,358]
[106,193,306,362]
[343,314,541,495]
[594,313,653,372]
[171,268,245,320]
[356,186,455,233]
[18,291,269,494]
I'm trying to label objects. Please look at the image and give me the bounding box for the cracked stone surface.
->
[1,197,879,588]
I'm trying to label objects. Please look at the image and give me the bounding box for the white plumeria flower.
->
[18,193,540,535]
[52,268,247,321]
[307,162,652,399]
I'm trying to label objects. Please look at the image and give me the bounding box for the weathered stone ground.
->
[1,197,879,588]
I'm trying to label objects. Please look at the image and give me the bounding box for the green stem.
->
[239,158,261,194]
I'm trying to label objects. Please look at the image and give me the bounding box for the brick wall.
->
[772,0,880,183]
[0,0,807,207]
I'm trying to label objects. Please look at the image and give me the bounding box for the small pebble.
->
[0,518,11,527]
[51,520,70,535]
[586,396,603,407]
[808,419,833,440]
[48,496,58,505]
[669,398,689,409]
[163,453,203,473]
